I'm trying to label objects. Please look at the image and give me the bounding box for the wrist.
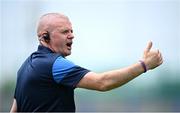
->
[139,60,148,73]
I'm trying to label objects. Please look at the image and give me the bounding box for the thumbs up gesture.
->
[142,41,163,70]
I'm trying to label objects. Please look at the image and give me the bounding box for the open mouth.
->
[66,42,72,49]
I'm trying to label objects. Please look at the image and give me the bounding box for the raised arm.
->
[77,41,163,91]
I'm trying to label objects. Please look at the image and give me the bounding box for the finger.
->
[159,55,163,63]
[158,52,163,60]
[144,41,153,53]
[159,56,163,62]
[158,59,163,65]
[158,51,161,57]
[160,54,163,62]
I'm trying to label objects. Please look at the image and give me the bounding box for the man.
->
[10,13,163,112]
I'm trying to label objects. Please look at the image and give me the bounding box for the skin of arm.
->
[77,41,163,91]
[10,99,17,112]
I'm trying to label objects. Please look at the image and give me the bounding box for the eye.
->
[61,29,73,35]
[62,30,69,34]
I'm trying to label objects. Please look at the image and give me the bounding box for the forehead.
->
[53,18,72,30]
[53,18,72,27]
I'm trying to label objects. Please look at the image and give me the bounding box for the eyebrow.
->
[56,27,73,34]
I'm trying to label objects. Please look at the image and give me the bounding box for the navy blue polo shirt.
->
[14,45,90,112]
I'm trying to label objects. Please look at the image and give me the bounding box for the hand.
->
[142,41,163,70]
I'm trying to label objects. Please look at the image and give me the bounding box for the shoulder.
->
[53,56,76,70]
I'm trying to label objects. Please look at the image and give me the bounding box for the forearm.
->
[77,41,163,91]
[99,62,144,91]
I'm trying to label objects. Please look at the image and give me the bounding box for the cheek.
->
[55,39,65,48]
[52,36,65,47]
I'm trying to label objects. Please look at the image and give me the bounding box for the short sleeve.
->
[52,56,90,88]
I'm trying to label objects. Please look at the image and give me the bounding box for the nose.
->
[67,32,74,39]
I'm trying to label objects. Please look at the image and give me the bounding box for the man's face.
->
[50,19,74,57]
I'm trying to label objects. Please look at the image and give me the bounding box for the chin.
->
[64,52,71,57]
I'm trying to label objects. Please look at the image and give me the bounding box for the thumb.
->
[144,41,153,53]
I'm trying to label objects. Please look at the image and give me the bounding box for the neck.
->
[39,41,65,57]
[39,41,56,53]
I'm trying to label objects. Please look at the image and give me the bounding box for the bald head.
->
[36,13,74,56]
[37,13,70,37]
